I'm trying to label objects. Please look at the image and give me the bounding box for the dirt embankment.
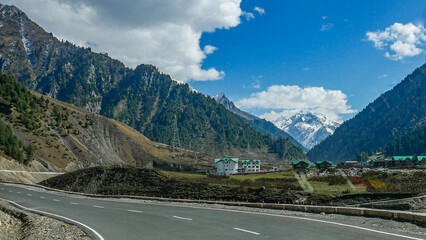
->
[41,166,329,204]
[0,200,90,240]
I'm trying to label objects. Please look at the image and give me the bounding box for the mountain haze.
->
[308,63,426,163]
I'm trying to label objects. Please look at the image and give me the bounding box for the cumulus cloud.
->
[236,85,356,121]
[254,7,265,15]
[302,67,310,72]
[4,0,244,82]
[203,45,218,54]
[366,22,426,60]
[321,23,334,31]
[243,11,255,21]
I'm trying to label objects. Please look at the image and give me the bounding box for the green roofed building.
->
[215,157,239,175]
[413,156,426,167]
[240,160,261,173]
[391,156,413,167]
[315,161,332,169]
[292,160,309,169]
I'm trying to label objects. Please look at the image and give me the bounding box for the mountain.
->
[271,112,340,150]
[384,125,426,156]
[308,63,426,163]
[213,93,307,151]
[0,4,306,161]
[0,73,213,172]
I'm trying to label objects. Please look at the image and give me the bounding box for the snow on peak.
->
[271,111,340,150]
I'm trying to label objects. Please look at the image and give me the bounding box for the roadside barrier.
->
[1,180,425,226]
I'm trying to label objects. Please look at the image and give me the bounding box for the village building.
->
[414,156,426,167]
[292,160,309,169]
[240,160,261,173]
[215,157,239,175]
[316,161,332,169]
[391,156,413,168]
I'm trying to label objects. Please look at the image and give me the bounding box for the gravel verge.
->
[0,200,91,240]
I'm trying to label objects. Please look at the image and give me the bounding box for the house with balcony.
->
[240,160,261,173]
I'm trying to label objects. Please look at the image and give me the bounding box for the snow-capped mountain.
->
[271,112,340,150]
[213,93,307,151]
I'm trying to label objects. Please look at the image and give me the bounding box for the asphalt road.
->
[0,182,424,240]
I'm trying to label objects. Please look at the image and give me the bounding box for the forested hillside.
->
[385,125,426,156]
[0,73,217,170]
[0,4,306,160]
[308,63,426,162]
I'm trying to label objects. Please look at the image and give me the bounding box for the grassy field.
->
[159,169,368,195]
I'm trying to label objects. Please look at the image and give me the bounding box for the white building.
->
[215,157,239,175]
[241,160,261,173]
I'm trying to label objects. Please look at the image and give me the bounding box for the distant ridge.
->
[308,63,426,163]
[213,93,307,151]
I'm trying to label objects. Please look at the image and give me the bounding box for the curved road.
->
[0,183,424,240]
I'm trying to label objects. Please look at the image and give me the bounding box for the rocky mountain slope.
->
[271,111,340,150]
[0,73,212,173]
[213,93,306,151]
[308,63,426,163]
[0,4,306,161]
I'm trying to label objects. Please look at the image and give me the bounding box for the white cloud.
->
[243,11,255,21]
[378,73,388,79]
[322,16,328,20]
[321,23,333,31]
[366,22,426,60]
[4,0,244,82]
[302,67,310,72]
[236,85,356,121]
[243,75,262,89]
[254,7,265,15]
[203,45,218,54]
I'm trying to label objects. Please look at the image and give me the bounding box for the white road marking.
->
[173,215,192,221]
[40,196,45,199]
[70,202,79,205]
[1,183,422,240]
[0,197,104,240]
[93,205,104,209]
[234,227,260,235]
[134,202,424,240]
[27,193,32,196]
[53,199,60,202]
[127,209,142,213]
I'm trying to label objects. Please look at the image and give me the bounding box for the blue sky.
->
[6,0,426,122]
[192,0,426,121]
